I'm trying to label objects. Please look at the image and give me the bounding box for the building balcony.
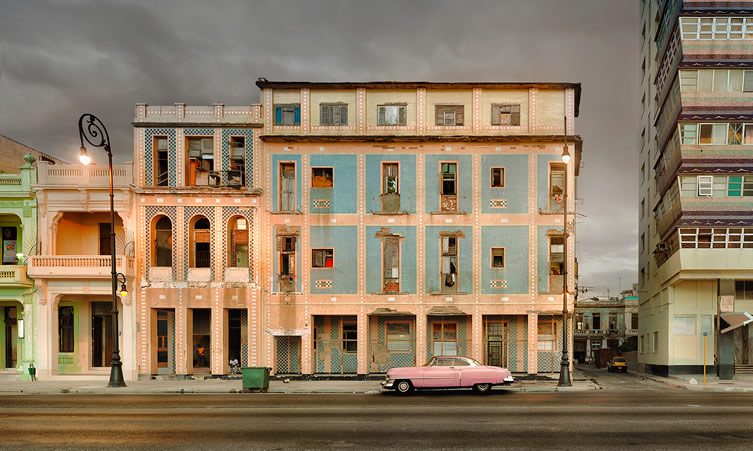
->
[36,162,132,188]
[27,255,135,279]
[0,265,31,286]
[0,173,32,193]
[626,328,639,336]
[134,103,262,125]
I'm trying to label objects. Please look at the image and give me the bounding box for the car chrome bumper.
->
[381,378,395,389]
[503,375,515,385]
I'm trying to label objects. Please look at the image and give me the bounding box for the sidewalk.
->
[634,370,753,392]
[0,371,599,395]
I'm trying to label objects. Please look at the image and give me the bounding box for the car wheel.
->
[473,383,492,394]
[395,380,413,394]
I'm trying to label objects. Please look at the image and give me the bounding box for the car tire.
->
[395,380,413,394]
[473,383,492,394]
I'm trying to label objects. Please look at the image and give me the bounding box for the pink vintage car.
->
[382,356,514,394]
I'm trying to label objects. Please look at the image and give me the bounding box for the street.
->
[2,389,753,449]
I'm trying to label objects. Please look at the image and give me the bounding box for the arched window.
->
[190,216,211,268]
[152,216,172,267]
[227,216,248,268]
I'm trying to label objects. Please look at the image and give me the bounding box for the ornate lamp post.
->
[558,117,572,387]
[78,113,127,387]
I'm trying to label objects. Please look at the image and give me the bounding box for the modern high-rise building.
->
[639,0,753,378]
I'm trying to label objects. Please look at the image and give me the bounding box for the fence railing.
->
[36,162,132,187]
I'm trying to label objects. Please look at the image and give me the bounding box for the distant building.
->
[573,290,639,363]
[0,135,64,173]
[639,0,753,378]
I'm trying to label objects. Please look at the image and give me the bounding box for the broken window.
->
[383,235,400,293]
[153,216,172,267]
[312,248,334,268]
[432,322,458,356]
[227,216,248,268]
[548,236,564,291]
[549,163,566,212]
[228,137,245,187]
[342,322,357,353]
[274,103,301,126]
[435,105,464,126]
[491,167,505,188]
[377,104,407,126]
[279,162,296,211]
[382,162,399,194]
[312,167,333,188]
[153,137,169,186]
[441,163,457,195]
[320,103,348,126]
[190,217,211,268]
[441,235,459,293]
[187,138,214,186]
[608,313,618,330]
[491,247,505,268]
[386,322,411,352]
[278,234,297,291]
[491,104,521,126]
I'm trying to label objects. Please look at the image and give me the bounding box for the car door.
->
[453,358,474,386]
[422,357,456,387]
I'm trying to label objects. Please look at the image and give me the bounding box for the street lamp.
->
[558,116,572,387]
[78,113,126,388]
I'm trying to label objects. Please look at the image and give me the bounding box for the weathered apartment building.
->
[639,0,753,378]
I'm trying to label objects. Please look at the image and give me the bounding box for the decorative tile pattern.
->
[221,207,255,280]
[182,206,215,280]
[221,128,255,187]
[314,280,332,288]
[144,128,176,186]
[144,206,177,277]
[241,310,249,367]
[489,199,508,208]
[490,280,508,288]
[313,316,358,374]
[312,199,331,208]
[370,316,416,373]
[276,336,301,374]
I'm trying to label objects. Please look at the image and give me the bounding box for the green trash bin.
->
[242,367,271,391]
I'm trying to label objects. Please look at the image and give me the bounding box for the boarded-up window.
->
[312,167,333,188]
[491,248,505,268]
[320,103,348,126]
[377,104,407,126]
[386,322,411,352]
[435,105,464,126]
[383,236,400,293]
[312,248,334,268]
[491,167,505,188]
[274,104,301,125]
[491,104,521,126]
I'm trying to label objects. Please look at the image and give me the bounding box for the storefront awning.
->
[426,306,467,317]
[368,308,414,317]
[721,312,753,334]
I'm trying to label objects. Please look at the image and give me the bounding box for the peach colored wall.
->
[55,213,125,255]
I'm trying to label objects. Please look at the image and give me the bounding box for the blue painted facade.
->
[365,226,417,294]
[309,226,358,294]
[364,154,417,213]
[424,154,473,213]
[536,154,561,212]
[537,225,561,293]
[309,154,358,214]
[271,154,302,212]
[481,226,529,294]
[480,154,529,214]
[424,226,473,294]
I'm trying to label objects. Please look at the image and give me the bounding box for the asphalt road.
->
[2,390,753,449]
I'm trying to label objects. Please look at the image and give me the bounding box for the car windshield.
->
[613,357,626,362]
[423,357,481,366]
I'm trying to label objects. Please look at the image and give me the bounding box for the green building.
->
[0,154,37,379]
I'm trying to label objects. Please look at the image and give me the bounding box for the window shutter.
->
[398,106,406,125]
[274,106,283,124]
[455,107,464,126]
[276,236,283,251]
[743,70,753,92]
[320,106,329,126]
[293,106,301,125]
[340,106,347,125]
[491,105,500,125]
[378,106,386,125]
[511,111,520,126]
[435,106,444,125]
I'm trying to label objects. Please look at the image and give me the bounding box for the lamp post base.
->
[557,359,572,387]
[108,361,127,388]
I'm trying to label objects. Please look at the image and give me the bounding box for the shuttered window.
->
[320,103,348,126]
[491,104,521,126]
[377,104,407,126]
[435,105,464,126]
[744,70,753,92]
[274,104,301,126]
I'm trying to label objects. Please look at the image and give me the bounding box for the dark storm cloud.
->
[0,0,639,294]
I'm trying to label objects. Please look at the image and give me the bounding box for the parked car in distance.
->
[382,356,514,394]
[607,356,628,373]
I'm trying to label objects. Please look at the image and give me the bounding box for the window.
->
[441,235,459,293]
[491,104,521,126]
[441,162,457,195]
[653,331,659,353]
[640,163,645,184]
[227,216,248,268]
[673,316,696,335]
[274,103,301,126]
[641,199,645,219]
[640,233,645,253]
[320,103,348,126]
[679,70,698,92]
[311,167,333,188]
[98,223,111,256]
[697,176,713,196]
[608,313,617,330]
[631,313,639,330]
[745,70,753,92]
[382,235,400,293]
[279,236,296,276]
[729,123,744,145]
[549,163,566,212]
[312,249,334,268]
[537,321,556,351]
[491,248,505,268]
[153,216,172,267]
[432,322,458,356]
[745,124,753,144]
[229,137,245,187]
[698,123,728,145]
[377,104,407,126]
[640,335,645,353]
[575,313,584,330]
[153,137,169,186]
[342,322,357,353]
[382,162,399,194]
[592,313,601,330]
[190,217,211,268]
[591,340,602,351]
[680,124,697,144]
[58,306,74,353]
[680,17,753,40]
[490,167,505,188]
[279,162,296,212]
[186,137,214,186]
[548,236,564,284]
[386,322,411,352]
[435,105,464,126]
[736,280,753,300]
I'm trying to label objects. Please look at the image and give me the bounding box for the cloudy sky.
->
[0,0,639,296]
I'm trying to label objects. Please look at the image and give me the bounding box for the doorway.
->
[227,309,242,367]
[485,320,508,367]
[91,302,113,368]
[3,307,18,369]
[155,309,175,374]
